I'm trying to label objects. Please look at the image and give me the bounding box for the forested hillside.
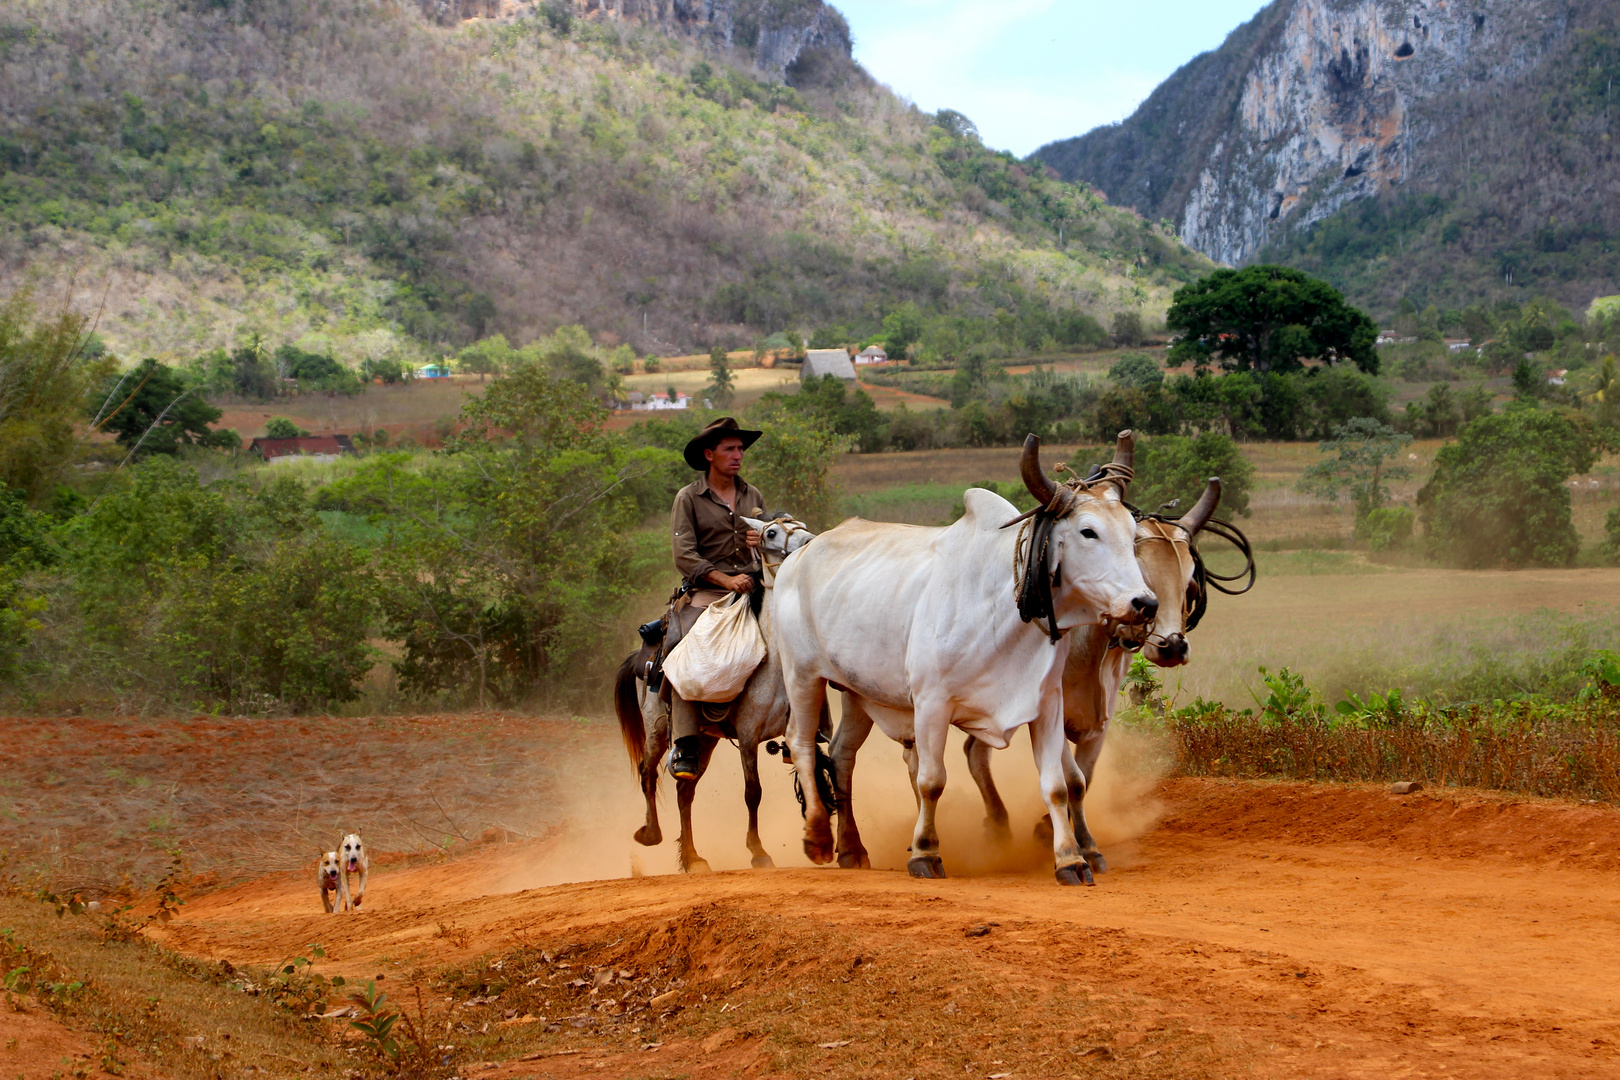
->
[0,0,1207,366]
[1035,0,1620,320]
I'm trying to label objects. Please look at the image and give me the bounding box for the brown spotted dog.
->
[318,851,343,913]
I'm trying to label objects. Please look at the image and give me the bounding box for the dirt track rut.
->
[149,779,1620,1079]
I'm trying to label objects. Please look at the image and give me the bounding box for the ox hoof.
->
[803,838,836,865]
[750,854,776,869]
[633,825,662,847]
[907,856,946,879]
[1083,850,1109,875]
[837,849,871,870]
[1055,864,1095,887]
[1033,817,1055,844]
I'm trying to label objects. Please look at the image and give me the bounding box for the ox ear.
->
[1175,478,1222,535]
[1020,434,1058,506]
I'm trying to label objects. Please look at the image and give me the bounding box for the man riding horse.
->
[665,416,768,780]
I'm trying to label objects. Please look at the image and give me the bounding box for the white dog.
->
[338,833,368,912]
[318,851,343,913]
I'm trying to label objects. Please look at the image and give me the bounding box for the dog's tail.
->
[615,650,646,771]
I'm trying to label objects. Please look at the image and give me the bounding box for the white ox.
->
[774,436,1158,884]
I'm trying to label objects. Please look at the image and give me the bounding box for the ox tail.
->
[615,652,646,772]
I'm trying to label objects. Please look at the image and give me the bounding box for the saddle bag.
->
[661,592,767,703]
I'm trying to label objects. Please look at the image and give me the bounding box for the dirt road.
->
[156,778,1620,1079]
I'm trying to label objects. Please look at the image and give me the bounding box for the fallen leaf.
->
[818,1040,853,1049]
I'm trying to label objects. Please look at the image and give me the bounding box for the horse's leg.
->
[963,734,1011,840]
[633,686,669,847]
[1070,724,1109,874]
[831,693,873,870]
[676,734,720,873]
[740,737,773,869]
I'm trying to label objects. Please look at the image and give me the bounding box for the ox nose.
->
[1162,633,1189,662]
[1131,594,1159,622]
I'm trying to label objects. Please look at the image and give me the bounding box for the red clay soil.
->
[152,777,1620,1080]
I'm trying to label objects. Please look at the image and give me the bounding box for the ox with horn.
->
[774,433,1157,884]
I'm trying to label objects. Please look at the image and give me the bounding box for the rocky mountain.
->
[1036,0,1620,315]
[0,0,1204,364]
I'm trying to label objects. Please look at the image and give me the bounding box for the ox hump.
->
[960,487,1019,530]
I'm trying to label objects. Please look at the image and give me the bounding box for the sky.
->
[835,0,1272,158]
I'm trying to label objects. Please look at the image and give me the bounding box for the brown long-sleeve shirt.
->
[671,474,767,586]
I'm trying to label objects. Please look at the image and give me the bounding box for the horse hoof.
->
[750,854,776,869]
[983,816,1012,841]
[803,838,835,865]
[837,849,871,870]
[1055,864,1095,887]
[633,826,662,847]
[1083,850,1109,875]
[907,856,946,879]
[1033,817,1054,844]
[682,856,712,874]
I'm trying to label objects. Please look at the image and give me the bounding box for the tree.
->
[1603,503,1620,565]
[1134,431,1254,518]
[881,303,925,357]
[706,345,735,408]
[265,417,310,439]
[744,412,846,529]
[230,335,280,400]
[457,336,514,382]
[98,359,234,457]
[1417,408,1594,568]
[1107,351,1163,390]
[1586,355,1619,446]
[1405,383,1462,438]
[0,290,117,501]
[1166,265,1379,375]
[1110,310,1146,348]
[1297,418,1412,524]
[767,374,885,453]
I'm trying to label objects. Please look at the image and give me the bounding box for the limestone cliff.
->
[1036,0,1613,286]
[419,0,852,81]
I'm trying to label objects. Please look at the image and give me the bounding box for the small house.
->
[416,362,452,379]
[1547,369,1568,386]
[249,434,356,465]
[855,345,888,364]
[1444,338,1473,352]
[802,348,857,383]
[630,390,690,411]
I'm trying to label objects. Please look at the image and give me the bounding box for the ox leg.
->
[787,677,835,865]
[740,739,774,869]
[1070,725,1109,874]
[963,735,1011,840]
[830,694,872,870]
[907,708,949,879]
[675,735,719,873]
[634,683,669,847]
[1032,710,1089,886]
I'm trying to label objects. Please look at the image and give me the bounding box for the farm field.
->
[4,715,1619,1080]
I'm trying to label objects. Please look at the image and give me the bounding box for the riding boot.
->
[668,735,702,780]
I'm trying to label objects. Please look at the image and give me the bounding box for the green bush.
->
[1418,407,1595,568]
[1362,506,1415,552]
[1134,431,1254,518]
[264,417,310,439]
[1603,504,1620,564]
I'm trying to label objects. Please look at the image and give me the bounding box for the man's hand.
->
[706,571,754,594]
[745,528,762,550]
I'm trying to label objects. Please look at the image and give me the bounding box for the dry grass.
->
[0,714,619,890]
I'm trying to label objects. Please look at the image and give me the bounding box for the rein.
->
[758,516,814,588]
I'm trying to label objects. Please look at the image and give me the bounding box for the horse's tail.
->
[615,651,647,771]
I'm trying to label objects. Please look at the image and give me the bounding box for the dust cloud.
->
[486,699,1170,894]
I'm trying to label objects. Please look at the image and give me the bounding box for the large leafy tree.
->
[1417,407,1594,568]
[1134,431,1255,518]
[1167,265,1379,375]
[99,359,235,457]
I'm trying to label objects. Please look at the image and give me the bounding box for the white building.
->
[628,390,690,411]
[855,345,888,364]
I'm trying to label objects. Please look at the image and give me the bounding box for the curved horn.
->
[1112,429,1135,475]
[1175,477,1222,535]
[1020,433,1058,507]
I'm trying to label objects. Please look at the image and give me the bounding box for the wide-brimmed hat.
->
[683,416,762,472]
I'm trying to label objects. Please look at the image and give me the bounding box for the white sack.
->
[663,593,767,703]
